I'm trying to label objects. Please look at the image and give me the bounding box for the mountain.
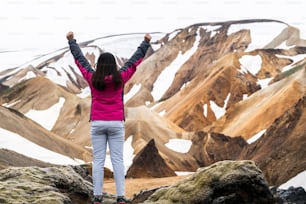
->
[207,63,305,139]
[239,94,306,186]
[0,19,305,189]
[0,148,53,170]
[0,103,91,163]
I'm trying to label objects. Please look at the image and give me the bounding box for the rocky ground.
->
[104,175,189,198]
[1,160,306,204]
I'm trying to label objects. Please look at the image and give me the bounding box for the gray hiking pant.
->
[90,120,125,197]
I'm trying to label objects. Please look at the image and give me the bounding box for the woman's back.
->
[89,75,125,121]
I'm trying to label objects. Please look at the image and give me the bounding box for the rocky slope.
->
[240,94,306,186]
[0,104,91,162]
[0,148,53,170]
[207,64,306,139]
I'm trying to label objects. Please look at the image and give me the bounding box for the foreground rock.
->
[0,165,93,204]
[1,161,305,203]
[0,165,117,204]
[132,160,276,204]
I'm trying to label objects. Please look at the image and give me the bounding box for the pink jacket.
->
[68,39,151,121]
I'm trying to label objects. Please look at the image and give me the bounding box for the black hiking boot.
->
[116,196,130,204]
[92,196,103,204]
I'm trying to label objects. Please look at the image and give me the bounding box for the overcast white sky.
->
[0,0,305,51]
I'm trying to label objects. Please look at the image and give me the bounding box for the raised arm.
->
[66,31,94,73]
[119,33,151,72]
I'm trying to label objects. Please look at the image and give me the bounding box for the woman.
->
[66,31,151,204]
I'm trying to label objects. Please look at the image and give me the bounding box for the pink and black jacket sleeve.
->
[119,40,151,83]
[68,39,94,82]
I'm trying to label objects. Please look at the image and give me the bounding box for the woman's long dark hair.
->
[91,52,122,90]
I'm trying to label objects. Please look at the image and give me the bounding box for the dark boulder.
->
[132,160,276,204]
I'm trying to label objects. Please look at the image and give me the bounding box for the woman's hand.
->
[66,31,74,40]
[144,33,151,42]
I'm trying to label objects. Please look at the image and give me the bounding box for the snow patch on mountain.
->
[203,104,208,118]
[168,31,180,41]
[152,29,201,101]
[124,83,141,103]
[159,110,166,116]
[0,128,83,165]
[25,97,65,130]
[165,139,192,153]
[239,55,273,89]
[280,170,306,190]
[228,22,288,51]
[209,93,231,119]
[3,100,21,108]
[77,87,91,98]
[239,55,262,75]
[247,129,266,144]
[258,78,273,89]
[201,25,222,38]
[20,71,36,82]
[277,54,306,72]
